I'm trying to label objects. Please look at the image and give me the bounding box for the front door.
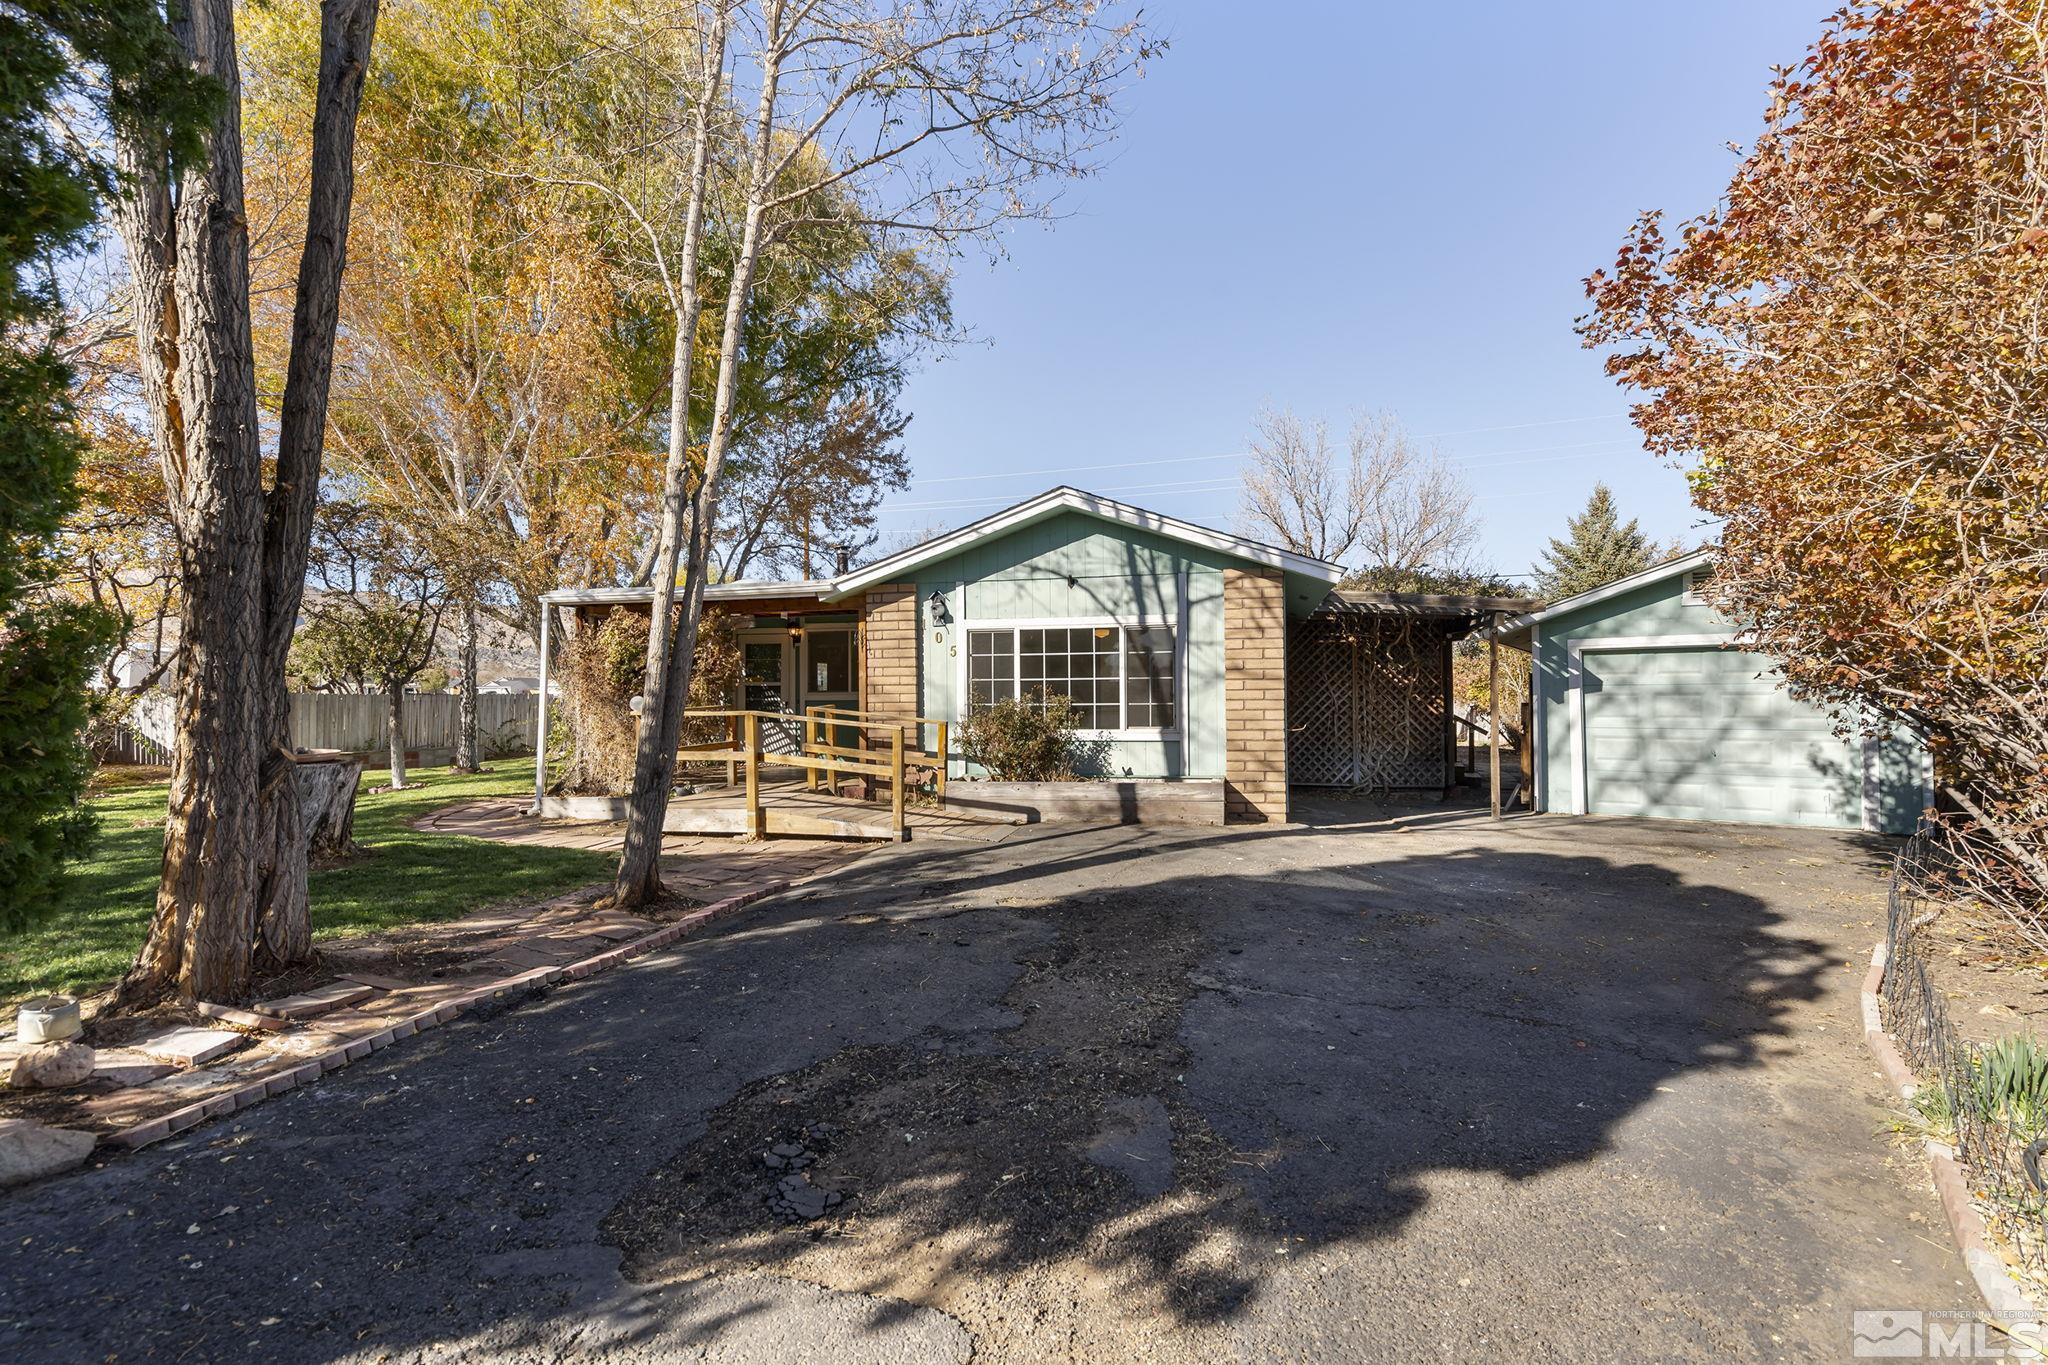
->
[740,635,799,755]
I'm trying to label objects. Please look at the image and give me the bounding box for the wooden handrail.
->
[662,705,918,840]
[802,703,947,805]
[805,703,951,729]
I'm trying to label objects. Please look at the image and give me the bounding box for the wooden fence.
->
[115,691,540,765]
[287,692,539,756]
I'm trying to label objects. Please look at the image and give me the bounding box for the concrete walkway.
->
[416,800,875,901]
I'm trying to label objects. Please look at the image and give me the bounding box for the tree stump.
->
[294,751,363,858]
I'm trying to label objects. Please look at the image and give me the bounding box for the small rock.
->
[770,1142,805,1158]
[9,1041,95,1091]
[762,1153,785,1170]
[0,1119,95,1188]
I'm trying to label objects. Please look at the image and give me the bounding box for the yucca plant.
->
[1969,1035,2048,1133]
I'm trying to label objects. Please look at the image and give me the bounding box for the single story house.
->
[535,487,1522,823]
[1495,550,1930,834]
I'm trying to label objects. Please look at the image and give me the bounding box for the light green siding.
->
[1534,566,1929,833]
[915,510,1235,779]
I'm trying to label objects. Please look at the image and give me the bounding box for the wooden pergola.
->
[1292,590,1537,817]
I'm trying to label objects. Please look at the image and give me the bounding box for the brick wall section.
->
[1223,566,1289,823]
[861,584,921,720]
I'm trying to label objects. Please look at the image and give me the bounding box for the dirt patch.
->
[604,896,1266,1359]
[1915,904,2048,1048]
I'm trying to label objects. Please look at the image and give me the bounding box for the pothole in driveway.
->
[601,897,1266,1358]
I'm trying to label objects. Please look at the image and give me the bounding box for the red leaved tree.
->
[1580,0,2048,938]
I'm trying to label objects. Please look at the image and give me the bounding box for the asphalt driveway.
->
[0,800,1965,1361]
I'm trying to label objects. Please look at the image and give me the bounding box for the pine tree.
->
[0,4,212,927]
[1532,484,1656,601]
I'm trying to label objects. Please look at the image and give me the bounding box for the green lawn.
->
[1,760,611,1006]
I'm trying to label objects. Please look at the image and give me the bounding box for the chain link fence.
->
[1883,828,2048,1282]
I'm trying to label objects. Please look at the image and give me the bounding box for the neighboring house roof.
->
[1494,548,1714,639]
[539,487,1345,609]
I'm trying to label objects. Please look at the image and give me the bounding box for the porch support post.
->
[891,724,907,841]
[531,604,552,815]
[744,712,763,837]
[1489,612,1503,821]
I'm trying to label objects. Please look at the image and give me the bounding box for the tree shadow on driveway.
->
[597,819,1842,1357]
[0,817,1890,1364]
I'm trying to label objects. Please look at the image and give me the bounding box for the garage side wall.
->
[1534,574,1928,833]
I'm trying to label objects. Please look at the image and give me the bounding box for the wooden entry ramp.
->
[661,779,1017,843]
[667,707,1001,842]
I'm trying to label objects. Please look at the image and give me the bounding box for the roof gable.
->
[822,486,1343,600]
[1496,548,1714,635]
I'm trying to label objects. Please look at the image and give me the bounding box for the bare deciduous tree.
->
[1238,408,1481,585]
[611,0,1160,905]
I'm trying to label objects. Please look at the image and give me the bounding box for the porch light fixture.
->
[927,590,950,625]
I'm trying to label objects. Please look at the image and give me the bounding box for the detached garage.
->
[1498,551,1930,834]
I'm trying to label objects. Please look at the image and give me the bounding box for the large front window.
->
[966,624,1176,731]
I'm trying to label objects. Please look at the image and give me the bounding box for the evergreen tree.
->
[0,3,212,927]
[1532,484,1656,601]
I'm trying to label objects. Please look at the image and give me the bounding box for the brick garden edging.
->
[1861,940,2044,1337]
[104,881,790,1151]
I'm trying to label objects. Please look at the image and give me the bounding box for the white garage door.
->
[1583,647,1862,828]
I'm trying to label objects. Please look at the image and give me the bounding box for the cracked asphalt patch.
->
[0,803,1966,1361]
[605,894,1255,1356]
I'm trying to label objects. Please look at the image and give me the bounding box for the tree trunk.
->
[297,754,362,858]
[112,0,380,1006]
[386,683,408,790]
[618,44,781,902]
[453,594,480,771]
[611,10,729,905]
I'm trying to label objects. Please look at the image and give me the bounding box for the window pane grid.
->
[1126,626,1175,729]
[965,624,1176,732]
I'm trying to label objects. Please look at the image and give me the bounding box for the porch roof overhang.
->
[539,579,833,608]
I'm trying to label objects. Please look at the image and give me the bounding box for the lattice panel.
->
[1287,618,1451,790]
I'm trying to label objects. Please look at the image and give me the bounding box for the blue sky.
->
[876,1,1842,582]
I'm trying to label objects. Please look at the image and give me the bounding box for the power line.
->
[892,439,1646,512]
[1416,412,1627,439]
[888,474,1244,513]
[908,450,1249,487]
[902,427,1643,492]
